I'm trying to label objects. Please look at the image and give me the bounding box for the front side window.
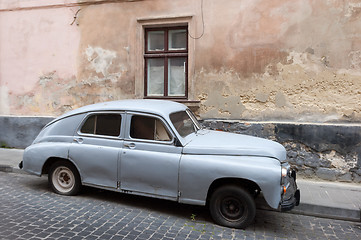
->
[144,26,188,98]
[80,114,121,137]
[130,115,172,141]
[170,110,200,138]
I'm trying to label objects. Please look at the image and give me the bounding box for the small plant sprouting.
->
[1,141,8,148]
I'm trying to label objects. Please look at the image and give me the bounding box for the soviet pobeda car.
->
[21,99,300,228]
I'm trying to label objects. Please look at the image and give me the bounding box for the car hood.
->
[183,130,286,161]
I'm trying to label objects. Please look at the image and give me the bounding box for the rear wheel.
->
[48,161,81,196]
[209,185,256,229]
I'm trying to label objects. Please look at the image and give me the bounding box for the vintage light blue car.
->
[21,99,300,228]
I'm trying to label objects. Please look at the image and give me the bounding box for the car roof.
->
[53,99,188,122]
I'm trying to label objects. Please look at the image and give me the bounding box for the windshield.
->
[170,109,201,138]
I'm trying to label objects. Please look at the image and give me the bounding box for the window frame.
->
[77,112,124,139]
[144,26,188,99]
[169,109,200,138]
[125,112,175,144]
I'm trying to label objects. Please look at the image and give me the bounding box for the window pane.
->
[170,111,197,137]
[168,29,187,50]
[130,115,171,141]
[168,58,186,96]
[147,31,164,51]
[81,115,96,134]
[155,119,171,141]
[95,114,121,137]
[130,115,155,140]
[80,114,121,137]
[147,58,164,96]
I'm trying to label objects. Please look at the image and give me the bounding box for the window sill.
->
[143,97,200,108]
[176,100,200,110]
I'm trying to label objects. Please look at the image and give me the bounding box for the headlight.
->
[281,167,288,177]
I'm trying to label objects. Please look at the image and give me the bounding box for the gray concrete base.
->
[291,203,360,222]
[0,116,54,149]
[203,120,361,183]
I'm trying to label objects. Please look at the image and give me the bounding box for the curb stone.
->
[0,165,28,175]
[291,203,360,222]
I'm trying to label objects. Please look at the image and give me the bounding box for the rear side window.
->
[80,114,121,137]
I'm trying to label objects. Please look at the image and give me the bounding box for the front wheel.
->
[48,161,81,196]
[209,185,256,229]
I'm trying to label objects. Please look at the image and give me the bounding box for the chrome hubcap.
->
[52,167,74,193]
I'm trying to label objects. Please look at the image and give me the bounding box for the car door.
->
[69,112,124,189]
[120,112,182,200]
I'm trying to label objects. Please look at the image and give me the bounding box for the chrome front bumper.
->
[280,169,300,211]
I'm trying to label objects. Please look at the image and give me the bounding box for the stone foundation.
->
[202,120,361,183]
[0,116,54,149]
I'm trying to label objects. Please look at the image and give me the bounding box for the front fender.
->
[178,155,282,209]
[22,142,71,176]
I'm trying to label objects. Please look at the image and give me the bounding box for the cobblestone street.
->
[0,172,360,240]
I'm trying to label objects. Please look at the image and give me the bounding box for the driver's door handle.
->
[124,143,136,149]
[73,137,83,144]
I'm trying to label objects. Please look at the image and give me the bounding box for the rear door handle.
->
[124,143,135,149]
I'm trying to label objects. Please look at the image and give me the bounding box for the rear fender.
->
[22,142,71,176]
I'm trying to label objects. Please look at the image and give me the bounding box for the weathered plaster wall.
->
[74,0,199,106]
[74,2,138,107]
[195,0,361,122]
[76,0,361,123]
[0,0,80,115]
[0,0,199,115]
[2,0,360,121]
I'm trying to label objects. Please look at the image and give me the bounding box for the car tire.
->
[209,185,256,229]
[48,160,81,196]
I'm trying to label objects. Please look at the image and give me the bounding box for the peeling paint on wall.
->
[9,70,133,116]
[0,3,80,115]
[85,45,117,77]
[192,0,361,122]
[345,2,361,19]
[197,51,361,122]
[349,50,361,69]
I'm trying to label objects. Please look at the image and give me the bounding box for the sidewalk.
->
[0,148,360,222]
[0,148,24,174]
[292,179,361,222]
